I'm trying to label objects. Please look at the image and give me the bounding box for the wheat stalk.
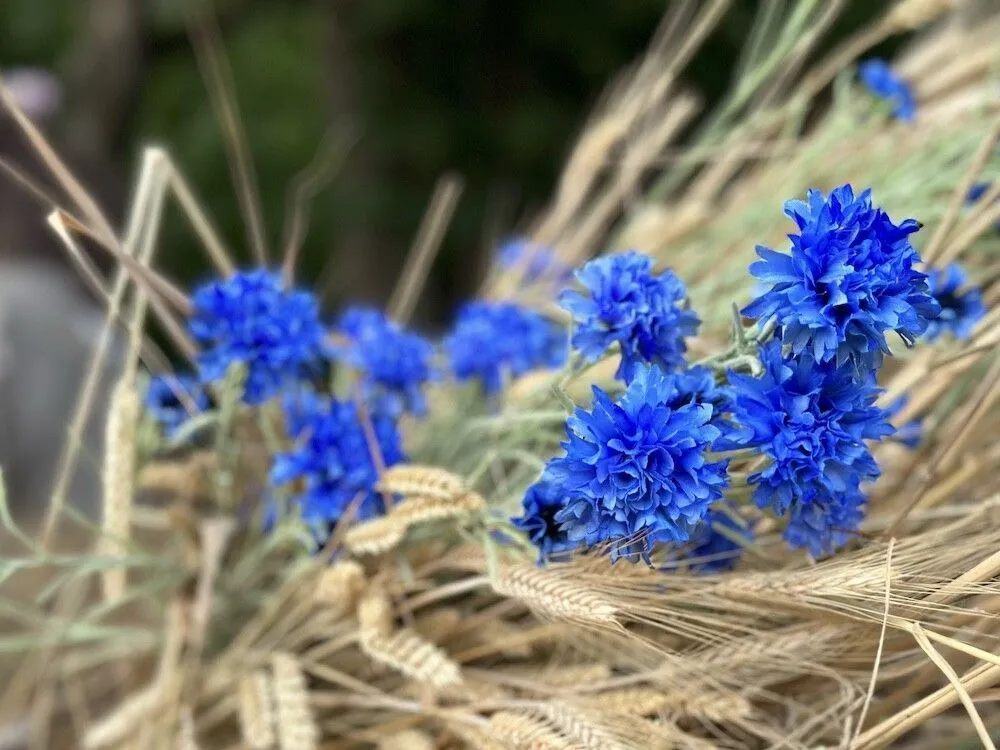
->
[83,684,162,750]
[97,378,140,601]
[886,0,956,30]
[378,464,468,500]
[357,587,395,638]
[532,702,630,750]
[270,653,319,750]
[238,670,277,750]
[492,565,619,626]
[390,492,486,525]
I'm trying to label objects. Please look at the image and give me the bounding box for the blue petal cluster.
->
[444,301,566,394]
[189,269,327,404]
[684,505,753,573]
[544,364,729,561]
[859,59,916,122]
[335,306,435,416]
[511,478,576,562]
[725,341,893,556]
[145,373,210,437]
[271,389,405,535]
[561,252,700,382]
[924,264,986,341]
[496,237,572,285]
[743,185,940,376]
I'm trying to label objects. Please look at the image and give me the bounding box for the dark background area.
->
[0,0,894,327]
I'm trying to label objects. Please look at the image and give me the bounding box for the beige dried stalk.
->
[378,464,468,500]
[492,565,619,626]
[357,588,395,638]
[238,670,277,750]
[97,378,140,602]
[83,683,162,750]
[886,0,956,30]
[270,653,319,750]
[390,492,486,525]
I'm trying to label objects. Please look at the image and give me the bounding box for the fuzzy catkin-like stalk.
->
[314,559,366,618]
[98,377,140,602]
[377,729,436,750]
[238,670,277,750]
[270,653,318,750]
[377,464,468,500]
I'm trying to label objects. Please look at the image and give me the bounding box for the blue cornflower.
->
[743,185,940,375]
[784,486,866,558]
[924,264,986,341]
[511,478,576,562]
[335,306,435,416]
[189,269,327,405]
[859,59,916,122]
[444,301,566,394]
[725,341,892,555]
[271,388,404,536]
[560,251,700,383]
[496,237,573,285]
[545,364,729,561]
[145,373,210,437]
[684,505,753,573]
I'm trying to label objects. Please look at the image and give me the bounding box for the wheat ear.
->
[98,378,140,601]
[344,515,406,556]
[314,559,366,618]
[238,670,277,750]
[492,564,619,626]
[83,683,162,750]
[533,702,629,750]
[357,587,395,637]
[486,711,580,750]
[360,627,463,688]
[390,492,486,524]
[378,464,468,500]
[377,729,436,750]
[270,653,319,750]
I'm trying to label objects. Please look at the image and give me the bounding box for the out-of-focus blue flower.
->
[684,505,753,573]
[511,478,576,562]
[145,373,210,436]
[189,269,327,405]
[924,264,986,341]
[560,251,700,382]
[496,237,573,285]
[335,306,435,416]
[444,301,566,394]
[783,486,866,558]
[725,341,892,556]
[271,388,404,536]
[859,59,916,122]
[545,364,729,562]
[743,185,939,376]
[885,396,923,449]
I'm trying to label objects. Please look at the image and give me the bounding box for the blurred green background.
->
[0,0,893,326]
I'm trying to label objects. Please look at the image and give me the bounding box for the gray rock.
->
[0,261,123,529]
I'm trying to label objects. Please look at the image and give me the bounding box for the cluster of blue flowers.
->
[859,59,916,122]
[148,251,576,544]
[515,183,976,565]
[149,186,984,566]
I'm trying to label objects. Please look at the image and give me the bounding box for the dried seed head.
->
[314,559,366,618]
[887,0,955,30]
[486,712,577,750]
[378,729,436,750]
[389,492,486,526]
[238,670,277,750]
[270,653,318,750]
[357,588,395,638]
[493,565,619,626]
[360,628,463,688]
[378,465,467,500]
[344,515,406,556]
[98,379,141,602]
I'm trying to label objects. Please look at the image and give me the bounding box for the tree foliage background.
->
[0,0,892,327]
